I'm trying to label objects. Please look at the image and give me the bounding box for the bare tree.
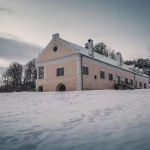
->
[5,62,23,92]
[0,59,37,92]
[110,50,116,60]
[94,42,108,56]
[23,59,37,91]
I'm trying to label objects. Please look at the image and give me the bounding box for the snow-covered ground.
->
[0,90,150,150]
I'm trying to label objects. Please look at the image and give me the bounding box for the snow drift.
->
[0,90,150,150]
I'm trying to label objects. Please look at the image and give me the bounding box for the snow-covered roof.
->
[59,37,148,78]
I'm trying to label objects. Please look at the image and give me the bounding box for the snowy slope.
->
[0,90,150,150]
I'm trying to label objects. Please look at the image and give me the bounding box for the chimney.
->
[117,52,122,67]
[52,33,59,39]
[85,43,88,49]
[108,49,111,58]
[87,39,94,56]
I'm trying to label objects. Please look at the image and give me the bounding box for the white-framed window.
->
[130,79,133,85]
[56,68,64,76]
[144,83,147,89]
[82,66,89,75]
[100,71,105,79]
[139,82,142,88]
[109,73,113,81]
[125,78,128,84]
[38,66,44,79]
[136,81,137,86]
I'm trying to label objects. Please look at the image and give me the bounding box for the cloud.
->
[0,32,19,41]
[0,66,6,75]
[0,37,42,73]
[0,6,12,13]
[0,58,12,68]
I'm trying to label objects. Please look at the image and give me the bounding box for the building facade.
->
[36,34,149,91]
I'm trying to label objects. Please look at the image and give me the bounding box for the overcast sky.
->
[0,0,150,73]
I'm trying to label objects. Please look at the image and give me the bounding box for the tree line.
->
[86,41,122,61]
[0,59,37,92]
[124,59,150,76]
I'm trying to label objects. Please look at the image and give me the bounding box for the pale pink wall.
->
[82,57,149,90]
[135,75,149,88]
[36,35,79,91]
[37,56,149,91]
[36,59,77,91]
[38,38,76,63]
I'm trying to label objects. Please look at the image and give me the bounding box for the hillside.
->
[1,90,150,150]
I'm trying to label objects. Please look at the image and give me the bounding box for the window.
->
[125,78,128,84]
[118,76,121,84]
[53,46,58,52]
[38,66,44,79]
[83,66,89,75]
[144,83,147,89]
[136,81,137,86]
[100,71,105,79]
[57,68,64,76]
[130,79,133,85]
[139,82,142,88]
[109,73,113,81]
